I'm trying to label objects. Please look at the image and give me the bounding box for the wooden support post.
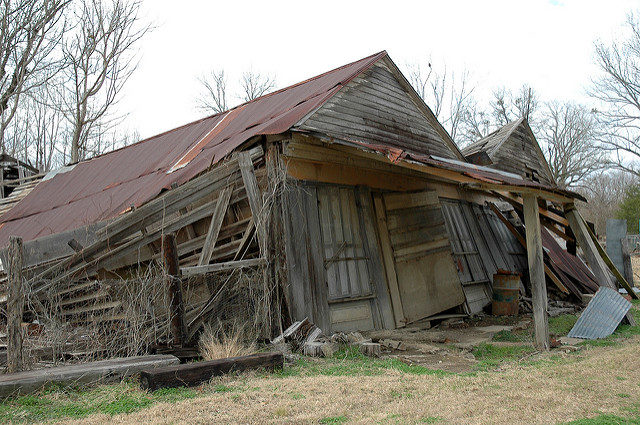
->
[523,194,550,351]
[162,234,185,347]
[622,237,634,287]
[7,236,24,373]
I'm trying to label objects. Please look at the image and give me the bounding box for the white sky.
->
[119,0,640,140]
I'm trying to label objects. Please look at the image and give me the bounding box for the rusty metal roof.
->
[0,52,387,245]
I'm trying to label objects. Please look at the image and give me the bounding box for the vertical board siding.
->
[299,62,458,159]
[286,182,393,332]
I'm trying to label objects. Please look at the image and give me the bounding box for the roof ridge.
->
[66,51,388,167]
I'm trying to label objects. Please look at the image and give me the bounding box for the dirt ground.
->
[53,335,640,425]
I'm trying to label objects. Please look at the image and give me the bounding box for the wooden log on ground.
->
[139,352,283,391]
[7,236,24,373]
[163,234,185,346]
[0,355,179,398]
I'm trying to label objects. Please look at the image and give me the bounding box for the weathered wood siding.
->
[282,182,394,332]
[297,61,459,159]
[492,127,554,186]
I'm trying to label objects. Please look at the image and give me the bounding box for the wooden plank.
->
[382,190,439,211]
[182,258,266,277]
[238,151,266,255]
[569,208,638,301]
[0,355,179,397]
[356,187,395,329]
[373,195,405,328]
[139,352,283,391]
[232,217,255,261]
[523,194,550,351]
[487,202,569,295]
[198,186,233,266]
[163,234,185,346]
[7,237,24,373]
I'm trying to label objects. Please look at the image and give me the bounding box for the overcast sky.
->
[120,0,639,140]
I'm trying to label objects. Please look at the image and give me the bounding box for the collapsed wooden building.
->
[0,51,634,354]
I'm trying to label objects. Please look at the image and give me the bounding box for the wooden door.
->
[374,191,465,325]
[316,186,389,332]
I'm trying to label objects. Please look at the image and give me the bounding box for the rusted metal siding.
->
[298,61,459,159]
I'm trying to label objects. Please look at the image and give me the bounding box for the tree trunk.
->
[7,236,24,373]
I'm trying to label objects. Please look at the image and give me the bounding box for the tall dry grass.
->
[198,321,257,360]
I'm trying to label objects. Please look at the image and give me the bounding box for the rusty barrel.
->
[492,272,520,316]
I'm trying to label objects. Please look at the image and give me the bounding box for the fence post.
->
[162,233,185,346]
[7,236,24,373]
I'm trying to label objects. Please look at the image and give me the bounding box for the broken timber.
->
[139,352,283,391]
[182,258,266,277]
[0,355,179,398]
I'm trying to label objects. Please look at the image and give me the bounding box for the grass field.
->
[1,304,639,424]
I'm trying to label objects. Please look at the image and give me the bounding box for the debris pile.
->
[270,318,381,358]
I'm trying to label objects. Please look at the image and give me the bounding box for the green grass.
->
[563,415,640,424]
[0,381,201,423]
[549,314,579,336]
[273,345,452,378]
[492,329,531,342]
[471,343,537,370]
[319,415,349,424]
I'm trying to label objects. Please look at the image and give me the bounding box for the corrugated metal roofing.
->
[568,287,631,339]
[0,51,388,245]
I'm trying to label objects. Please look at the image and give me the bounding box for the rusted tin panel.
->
[568,287,631,339]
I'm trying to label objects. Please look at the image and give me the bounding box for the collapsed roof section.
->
[462,118,556,187]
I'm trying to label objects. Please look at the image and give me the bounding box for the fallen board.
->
[139,352,283,391]
[0,355,179,398]
[568,287,632,339]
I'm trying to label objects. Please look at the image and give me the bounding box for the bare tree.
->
[578,170,638,235]
[492,85,538,126]
[240,70,275,102]
[0,0,68,148]
[540,102,606,189]
[196,69,227,114]
[408,60,475,143]
[590,13,640,178]
[59,0,149,163]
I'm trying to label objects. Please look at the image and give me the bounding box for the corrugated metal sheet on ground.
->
[568,287,631,339]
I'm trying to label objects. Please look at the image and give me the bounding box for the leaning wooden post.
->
[7,236,24,372]
[162,233,186,346]
[523,194,550,351]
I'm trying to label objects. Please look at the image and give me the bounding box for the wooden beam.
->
[0,355,179,397]
[238,151,266,255]
[494,191,569,227]
[139,352,283,391]
[372,195,405,328]
[565,207,637,323]
[162,234,185,346]
[233,217,255,261]
[523,194,550,351]
[7,236,24,373]
[198,186,233,266]
[182,258,266,277]
[487,202,569,294]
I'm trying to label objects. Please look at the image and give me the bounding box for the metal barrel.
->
[492,272,520,316]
